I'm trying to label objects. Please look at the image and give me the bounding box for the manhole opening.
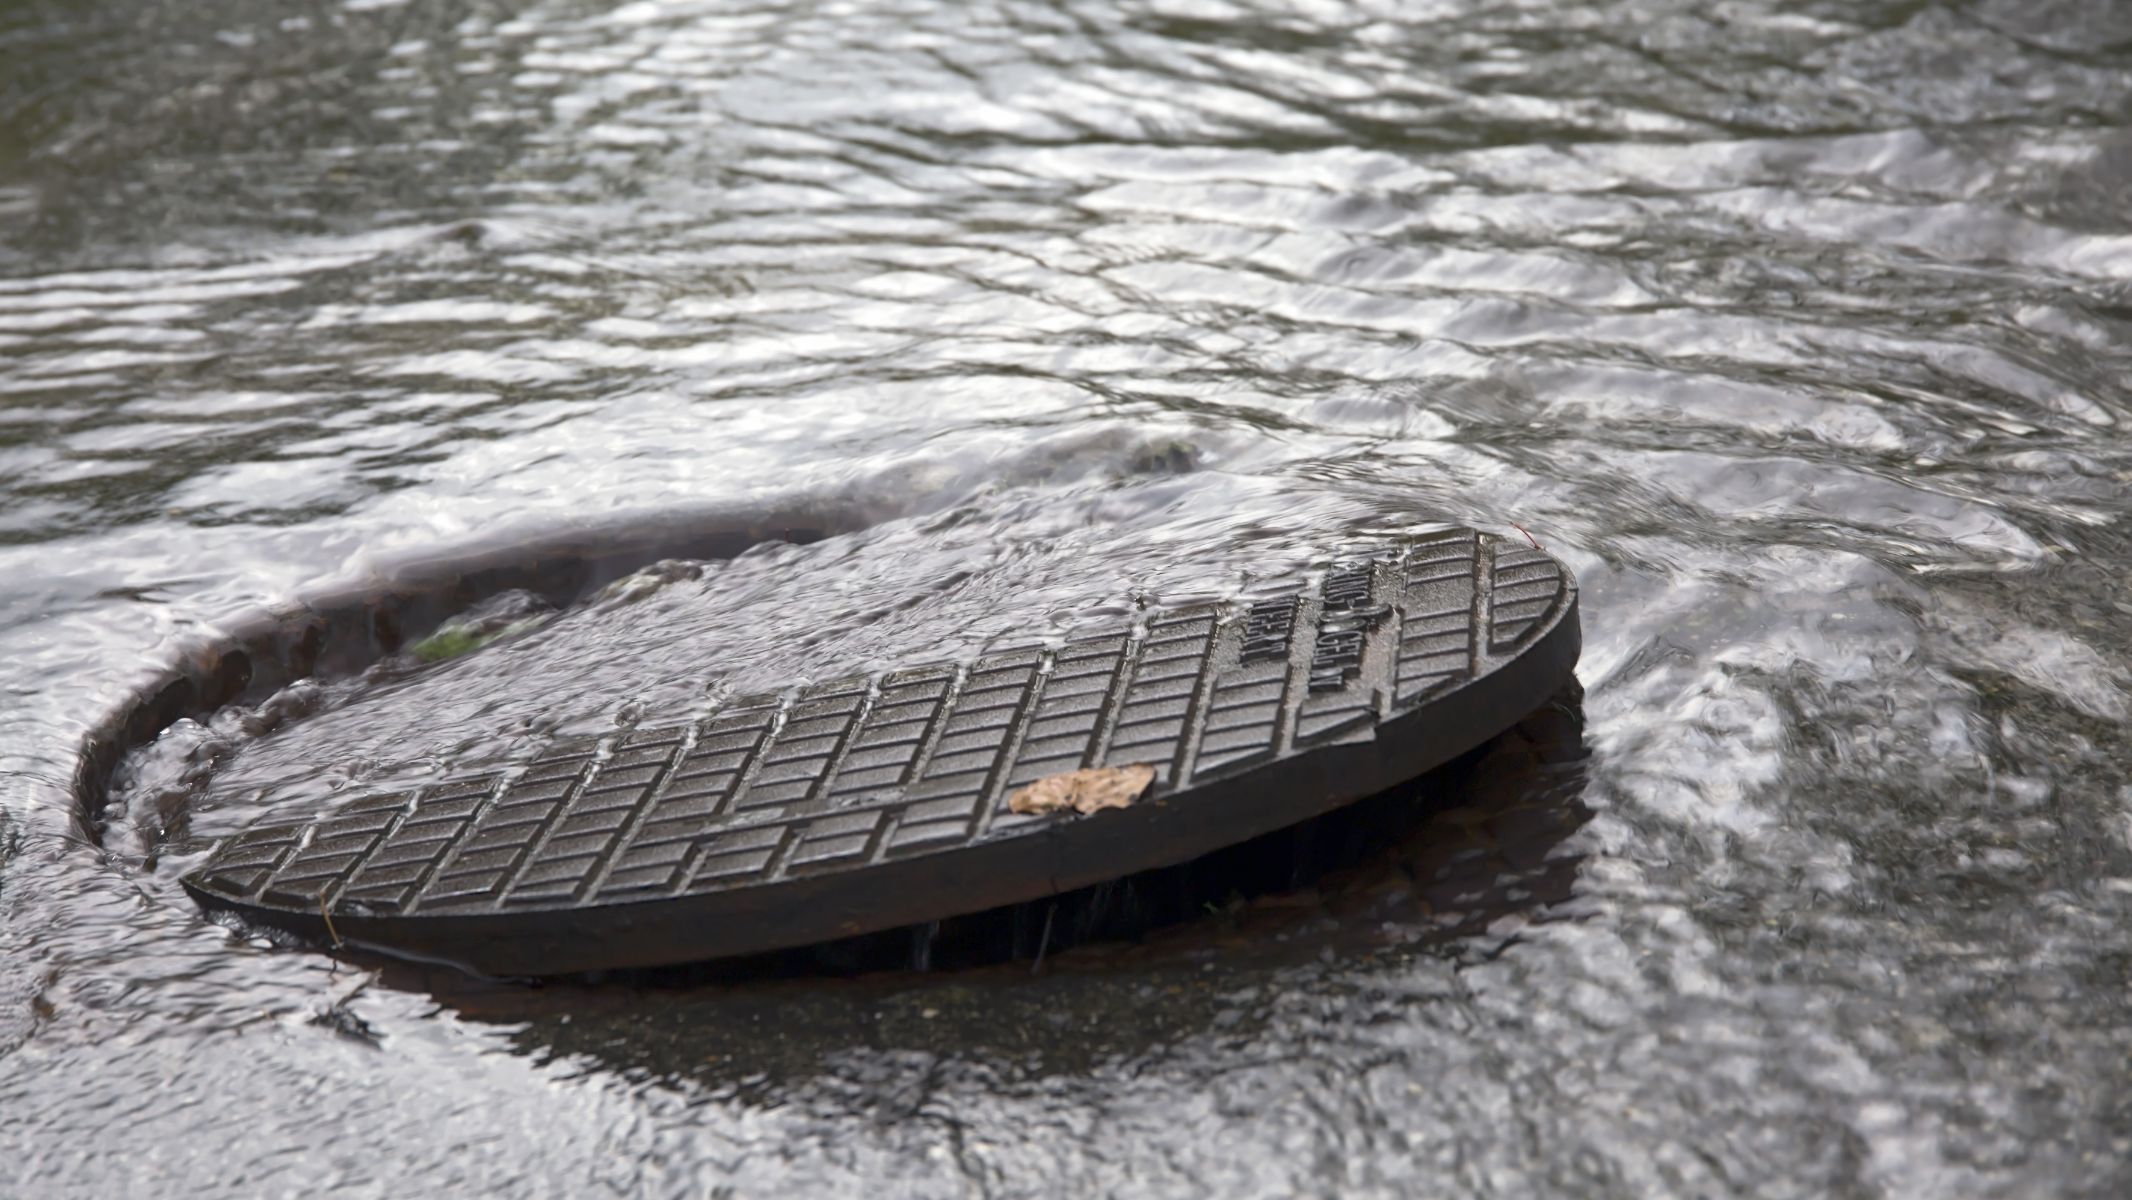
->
[74,510,850,838]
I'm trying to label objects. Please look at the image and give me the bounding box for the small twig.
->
[317,887,345,950]
[1030,903,1058,975]
[1510,523,1543,550]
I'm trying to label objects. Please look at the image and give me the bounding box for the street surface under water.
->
[4,0,2132,1194]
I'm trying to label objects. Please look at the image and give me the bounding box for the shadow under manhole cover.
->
[179,527,1579,975]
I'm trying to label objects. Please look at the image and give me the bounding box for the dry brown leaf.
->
[1007,763,1156,816]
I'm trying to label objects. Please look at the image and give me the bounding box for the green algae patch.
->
[408,590,557,664]
[411,617,547,663]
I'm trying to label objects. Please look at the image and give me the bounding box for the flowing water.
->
[5,0,2132,1194]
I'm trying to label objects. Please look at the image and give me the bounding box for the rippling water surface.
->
[5,0,2132,1194]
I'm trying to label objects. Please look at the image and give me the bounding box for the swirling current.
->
[4,0,2132,1195]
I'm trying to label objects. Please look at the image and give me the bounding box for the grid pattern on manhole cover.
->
[183,530,1574,960]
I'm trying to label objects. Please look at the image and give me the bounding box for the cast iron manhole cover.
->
[183,528,1579,974]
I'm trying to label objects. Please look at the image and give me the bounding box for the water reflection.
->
[4,0,2132,1193]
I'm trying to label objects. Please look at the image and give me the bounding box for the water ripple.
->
[3,0,2132,1194]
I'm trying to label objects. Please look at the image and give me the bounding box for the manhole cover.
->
[183,528,1579,974]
